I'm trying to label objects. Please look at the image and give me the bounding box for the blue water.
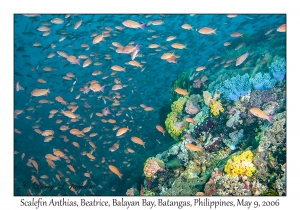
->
[14,14,286,195]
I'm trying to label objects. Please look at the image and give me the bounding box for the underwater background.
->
[14,14,286,196]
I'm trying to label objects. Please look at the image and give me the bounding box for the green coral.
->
[261,189,279,196]
[165,97,189,141]
[224,150,256,177]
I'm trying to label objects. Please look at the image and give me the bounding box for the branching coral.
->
[269,57,286,82]
[214,74,252,101]
[224,150,256,177]
[249,72,277,90]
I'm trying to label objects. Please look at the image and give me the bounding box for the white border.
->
[1,0,298,209]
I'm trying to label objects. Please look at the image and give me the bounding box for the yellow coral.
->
[224,150,256,177]
[165,97,188,141]
[165,111,188,141]
[209,100,224,116]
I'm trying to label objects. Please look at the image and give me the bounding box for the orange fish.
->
[156,125,165,136]
[108,165,123,179]
[42,130,54,136]
[144,107,154,111]
[69,185,78,195]
[122,20,146,29]
[89,141,97,149]
[236,51,249,66]
[83,58,92,68]
[277,23,286,32]
[230,32,243,37]
[61,110,77,119]
[67,165,76,173]
[87,153,96,160]
[185,143,203,152]
[31,88,50,97]
[185,118,196,124]
[131,136,146,148]
[224,42,231,46]
[84,172,91,178]
[249,108,273,122]
[127,148,135,153]
[72,142,80,148]
[92,34,104,44]
[175,88,189,96]
[171,43,187,49]
[55,96,67,105]
[70,129,84,136]
[199,27,216,35]
[109,142,120,152]
[45,154,60,161]
[74,19,82,30]
[30,159,39,174]
[116,127,129,136]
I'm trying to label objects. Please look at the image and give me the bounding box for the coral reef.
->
[257,111,286,153]
[224,150,256,177]
[226,110,241,127]
[249,89,278,109]
[126,187,138,196]
[204,168,223,195]
[157,140,190,167]
[222,129,244,150]
[185,94,201,114]
[144,157,165,178]
[249,72,277,90]
[215,175,252,196]
[269,58,286,82]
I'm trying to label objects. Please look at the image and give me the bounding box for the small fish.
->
[185,118,196,124]
[122,20,146,29]
[181,24,193,30]
[236,51,249,66]
[116,127,129,136]
[185,143,203,152]
[196,66,206,71]
[198,27,216,35]
[131,136,146,148]
[175,88,189,96]
[16,82,20,91]
[108,165,123,179]
[277,23,286,32]
[230,32,243,37]
[156,125,165,136]
[249,108,273,123]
